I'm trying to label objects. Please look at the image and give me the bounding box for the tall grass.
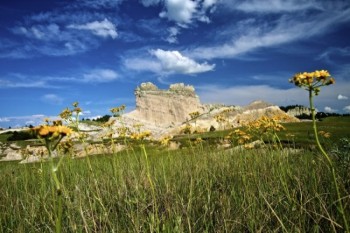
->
[1,144,349,232]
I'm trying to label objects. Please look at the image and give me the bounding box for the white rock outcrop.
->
[128,82,203,127]
[286,106,314,117]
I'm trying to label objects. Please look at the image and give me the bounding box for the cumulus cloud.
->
[142,0,217,25]
[159,0,198,24]
[324,106,337,113]
[83,69,119,82]
[41,94,64,105]
[338,94,348,100]
[68,19,117,39]
[344,105,350,113]
[151,49,215,74]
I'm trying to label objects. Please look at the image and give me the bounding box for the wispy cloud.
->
[82,69,119,82]
[197,81,350,111]
[318,46,350,64]
[72,0,124,9]
[0,68,119,89]
[228,0,322,13]
[0,76,50,88]
[0,117,10,123]
[68,19,118,39]
[0,114,52,128]
[140,0,161,7]
[41,94,64,105]
[124,57,161,73]
[165,26,180,43]
[1,1,121,58]
[189,4,350,60]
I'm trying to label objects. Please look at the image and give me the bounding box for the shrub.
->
[7,130,36,141]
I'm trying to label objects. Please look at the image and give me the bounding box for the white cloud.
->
[68,19,117,39]
[140,0,161,7]
[197,84,307,106]
[344,105,350,113]
[124,58,162,73]
[77,0,124,8]
[0,114,56,128]
[159,0,198,24]
[203,0,218,9]
[232,0,321,13]
[324,106,337,113]
[190,6,350,59]
[83,69,119,82]
[42,94,64,105]
[165,26,180,43]
[141,0,217,25]
[151,49,215,74]
[338,94,348,100]
[0,79,49,88]
[0,117,10,122]
[318,46,350,64]
[197,81,350,110]
[12,24,61,41]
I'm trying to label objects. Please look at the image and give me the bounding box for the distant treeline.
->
[82,115,111,123]
[279,104,305,112]
[279,105,350,120]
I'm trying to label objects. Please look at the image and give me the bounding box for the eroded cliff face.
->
[127,82,203,127]
[286,106,313,117]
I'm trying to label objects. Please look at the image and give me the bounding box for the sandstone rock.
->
[1,148,22,161]
[168,141,180,150]
[129,82,203,127]
[9,143,21,150]
[286,106,313,117]
[74,142,126,157]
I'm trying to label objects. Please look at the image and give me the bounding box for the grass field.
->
[0,116,349,232]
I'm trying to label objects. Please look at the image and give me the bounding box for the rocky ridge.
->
[1,82,300,163]
[128,82,204,127]
[286,105,314,117]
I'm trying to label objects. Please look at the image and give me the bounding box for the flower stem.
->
[309,89,349,232]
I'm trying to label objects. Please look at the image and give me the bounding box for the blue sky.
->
[1,0,350,128]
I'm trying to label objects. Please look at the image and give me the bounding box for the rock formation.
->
[127,82,203,127]
[181,100,299,133]
[286,105,314,117]
[0,83,302,162]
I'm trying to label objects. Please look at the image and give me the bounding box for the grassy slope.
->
[0,117,349,231]
[280,116,350,146]
[174,116,350,148]
[0,145,349,232]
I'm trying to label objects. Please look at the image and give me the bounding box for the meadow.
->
[0,116,349,232]
[1,71,349,232]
